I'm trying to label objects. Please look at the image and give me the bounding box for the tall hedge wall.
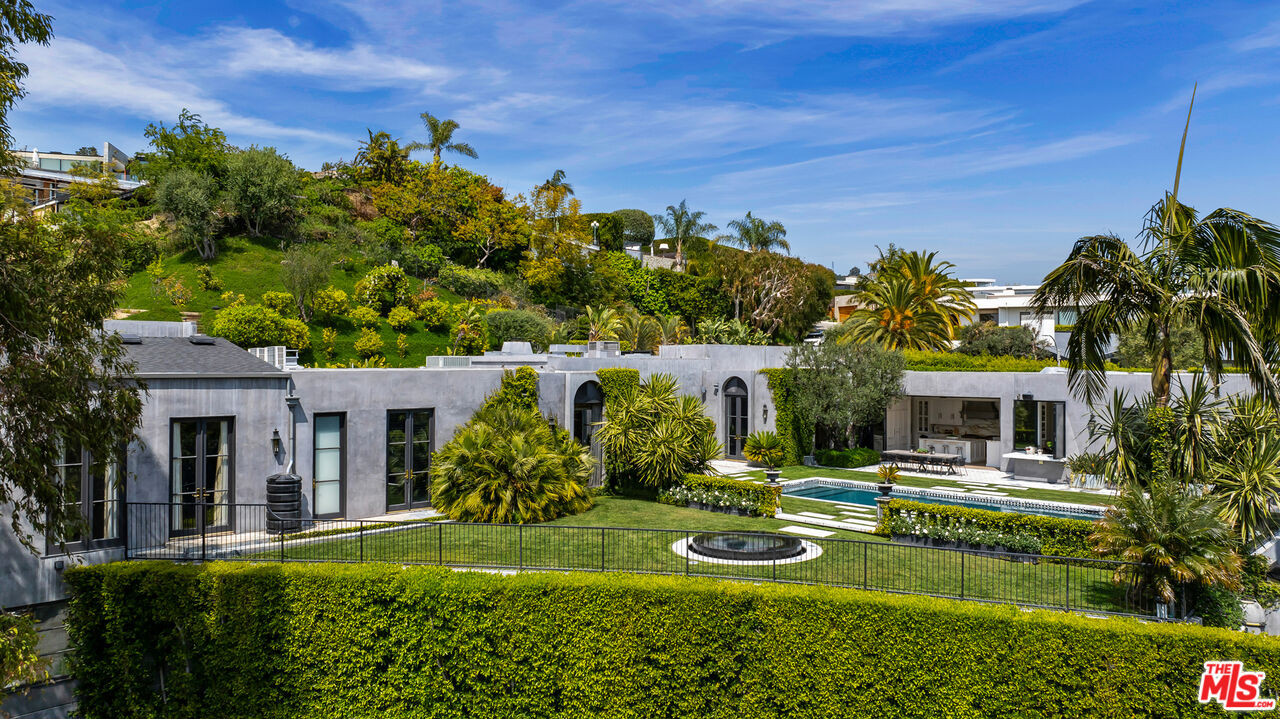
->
[67,562,1280,718]
[761,368,803,465]
[879,498,1095,557]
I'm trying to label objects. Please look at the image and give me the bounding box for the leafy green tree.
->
[1116,321,1205,370]
[956,322,1049,359]
[0,184,144,551]
[222,146,301,238]
[787,340,905,453]
[431,403,593,523]
[486,310,552,351]
[653,200,717,271]
[1092,478,1240,606]
[612,209,655,247]
[719,211,789,254]
[596,373,720,490]
[280,245,332,322]
[415,111,478,164]
[209,304,294,348]
[155,168,219,259]
[137,109,230,182]
[1033,97,1280,407]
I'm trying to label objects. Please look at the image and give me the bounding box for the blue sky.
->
[14,1,1280,281]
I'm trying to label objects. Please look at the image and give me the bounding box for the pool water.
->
[782,482,1097,521]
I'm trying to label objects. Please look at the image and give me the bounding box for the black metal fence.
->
[124,502,1167,619]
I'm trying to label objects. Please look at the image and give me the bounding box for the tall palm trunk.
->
[1152,326,1174,406]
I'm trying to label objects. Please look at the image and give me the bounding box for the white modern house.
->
[960,280,1117,360]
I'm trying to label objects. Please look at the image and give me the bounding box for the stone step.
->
[777,525,834,538]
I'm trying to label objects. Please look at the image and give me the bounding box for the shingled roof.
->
[121,335,286,378]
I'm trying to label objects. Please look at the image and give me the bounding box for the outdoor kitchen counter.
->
[1001,452,1067,483]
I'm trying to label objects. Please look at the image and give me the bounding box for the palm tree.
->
[838,275,955,351]
[584,305,620,342]
[1210,434,1280,547]
[354,129,413,183]
[415,111,478,164]
[718,211,789,254]
[594,373,719,489]
[656,314,688,345]
[1091,478,1241,606]
[537,169,573,197]
[653,200,717,271]
[430,404,593,524]
[1032,93,1280,407]
[894,251,976,329]
[617,313,659,353]
[1086,389,1150,485]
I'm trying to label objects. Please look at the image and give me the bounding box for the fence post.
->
[960,550,965,599]
[519,524,524,572]
[863,543,868,590]
[685,531,690,576]
[438,522,444,566]
[359,521,364,563]
[1065,561,1070,612]
[600,528,606,572]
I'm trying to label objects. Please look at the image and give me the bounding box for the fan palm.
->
[584,305,620,342]
[415,111,478,164]
[1032,93,1280,407]
[1091,478,1241,605]
[719,211,789,254]
[653,200,717,271]
[430,404,594,524]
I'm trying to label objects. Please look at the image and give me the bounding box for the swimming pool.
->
[782,481,1100,521]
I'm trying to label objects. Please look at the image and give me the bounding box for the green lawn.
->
[258,496,1141,616]
[733,465,1116,507]
[117,235,466,367]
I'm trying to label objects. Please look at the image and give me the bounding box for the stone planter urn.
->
[876,482,894,497]
[765,468,781,485]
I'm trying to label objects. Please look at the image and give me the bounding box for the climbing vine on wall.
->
[762,368,803,466]
[595,368,640,411]
[483,366,540,411]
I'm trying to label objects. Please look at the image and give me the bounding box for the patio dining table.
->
[881,450,963,475]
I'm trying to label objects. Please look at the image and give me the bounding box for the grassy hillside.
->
[116,235,465,367]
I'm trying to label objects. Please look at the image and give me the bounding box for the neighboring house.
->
[8,142,146,213]
[960,280,1115,359]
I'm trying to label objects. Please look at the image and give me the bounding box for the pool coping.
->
[780,477,1107,518]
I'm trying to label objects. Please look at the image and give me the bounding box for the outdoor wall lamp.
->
[701,388,707,402]
[713,383,720,396]
[271,428,283,456]
[763,404,769,422]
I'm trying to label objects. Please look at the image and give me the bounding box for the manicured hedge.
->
[878,498,1095,558]
[815,447,880,468]
[679,473,781,517]
[67,562,1280,718]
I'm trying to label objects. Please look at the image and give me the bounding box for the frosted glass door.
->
[314,414,344,517]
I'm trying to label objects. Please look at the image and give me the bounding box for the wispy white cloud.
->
[1236,20,1280,52]
[19,38,349,144]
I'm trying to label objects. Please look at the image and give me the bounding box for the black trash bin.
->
[266,472,303,533]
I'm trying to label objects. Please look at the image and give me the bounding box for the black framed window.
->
[49,441,122,553]
[387,409,433,511]
[723,377,749,458]
[169,418,234,535]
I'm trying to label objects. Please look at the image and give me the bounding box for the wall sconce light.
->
[713,383,720,396]
[271,428,283,456]
[763,404,769,422]
[701,388,707,402]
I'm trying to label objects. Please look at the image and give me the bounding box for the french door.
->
[724,378,749,458]
[170,418,233,536]
[313,413,345,518]
[387,409,433,511]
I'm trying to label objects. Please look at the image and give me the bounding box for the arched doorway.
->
[573,381,605,487]
[723,377,748,459]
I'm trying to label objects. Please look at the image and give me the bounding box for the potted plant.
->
[876,464,899,496]
[744,430,786,485]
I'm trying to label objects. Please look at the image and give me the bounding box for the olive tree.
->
[155,168,219,259]
[787,337,905,453]
[222,146,301,238]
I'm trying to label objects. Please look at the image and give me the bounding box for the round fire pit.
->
[688,531,806,562]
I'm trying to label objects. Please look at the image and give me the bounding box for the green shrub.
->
[194,264,222,291]
[482,366,540,411]
[902,350,1061,372]
[815,447,880,468]
[418,299,451,332]
[65,562,1280,719]
[353,263,411,314]
[879,499,1095,558]
[353,327,383,358]
[209,304,291,348]
[311,286,348,320]
[348,305,380,329]
[387,306,417,333]
[486,309,552,350]
[282,319,310,350]
[401,242,447,279]
[1196,584,1245,629]
[437,263,504,299]
[260,291,296,318]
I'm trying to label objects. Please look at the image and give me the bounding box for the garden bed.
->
[891,533,1038,563]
